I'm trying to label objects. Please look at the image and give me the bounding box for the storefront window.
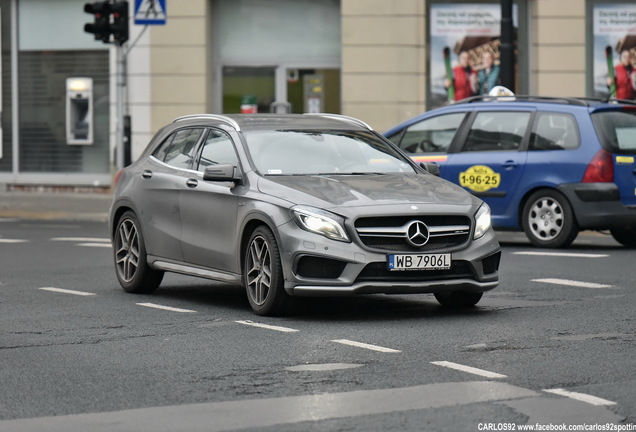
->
[0,0,13,172]
[17,0,110,174]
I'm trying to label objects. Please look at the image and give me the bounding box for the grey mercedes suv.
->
[109,114,501,316]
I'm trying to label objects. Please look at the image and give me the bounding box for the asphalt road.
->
[0,220,634,431]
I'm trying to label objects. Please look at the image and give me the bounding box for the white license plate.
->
[388,253,451,271]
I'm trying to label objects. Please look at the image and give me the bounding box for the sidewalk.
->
[0,190,112,222]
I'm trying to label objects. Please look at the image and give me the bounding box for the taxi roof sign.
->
[134,0,166,25]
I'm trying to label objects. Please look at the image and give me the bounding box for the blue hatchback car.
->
[384,96,636,248]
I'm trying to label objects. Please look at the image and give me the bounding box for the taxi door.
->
[443,110,532,227]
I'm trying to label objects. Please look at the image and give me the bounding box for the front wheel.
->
[521,190,578,248]
[113,211,164,293]
[610,226,636,247]
[434,292,483,308]
[243,226,289,316]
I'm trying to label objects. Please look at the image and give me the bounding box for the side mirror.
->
[203,164,241,182]
[420,162,440,177]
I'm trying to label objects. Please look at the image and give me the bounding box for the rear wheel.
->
[113,211,164,293]
[244,226,289,316]
[610,226,636,247]
[434,292,483,308]
[522,190,578,248]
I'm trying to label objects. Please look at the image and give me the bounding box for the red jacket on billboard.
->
[615,63,636,100]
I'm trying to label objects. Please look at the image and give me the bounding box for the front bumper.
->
[275,220,501,297]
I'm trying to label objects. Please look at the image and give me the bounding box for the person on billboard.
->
[476,51,501,95]
[607,48,636,100]
[445,50,477,101]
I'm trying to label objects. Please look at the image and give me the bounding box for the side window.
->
[396,113,465,153]
[154,128,203,169]
[197,129,239,171]
[530,113,579,151]
[463,111,531,152]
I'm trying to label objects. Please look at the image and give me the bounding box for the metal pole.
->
[500,0,515,91]
[115,43,125,170]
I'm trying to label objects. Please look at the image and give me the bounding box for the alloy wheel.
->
[246,235,271,306]
[115,218,140,283]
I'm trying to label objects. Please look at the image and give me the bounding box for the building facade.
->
[0,0,631,187]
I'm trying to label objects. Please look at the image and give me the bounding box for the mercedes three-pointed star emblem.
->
[406,221,430,247]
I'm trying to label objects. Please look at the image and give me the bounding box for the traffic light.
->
[110,1,129,46]
[84,1,111,44]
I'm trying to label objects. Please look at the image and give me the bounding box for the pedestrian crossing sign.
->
[134,0,167,25]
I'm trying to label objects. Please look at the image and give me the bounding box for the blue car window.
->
[591,110,636,153]
[463,111,531,152]
[530,113,579,150]
[395,113,465,153]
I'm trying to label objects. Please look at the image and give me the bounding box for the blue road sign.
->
[134,0,166,25]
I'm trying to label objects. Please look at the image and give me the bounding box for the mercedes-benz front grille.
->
[354,215,471,252]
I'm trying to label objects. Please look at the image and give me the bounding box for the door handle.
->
[502,160,519,169]
[186,178,199,188]
[141,170,153,179]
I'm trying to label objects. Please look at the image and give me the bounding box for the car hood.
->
[257,173,478,210]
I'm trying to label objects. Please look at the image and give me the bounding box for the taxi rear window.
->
[591,110,636,154]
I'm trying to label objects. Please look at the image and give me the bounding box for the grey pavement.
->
[0,190,112,222]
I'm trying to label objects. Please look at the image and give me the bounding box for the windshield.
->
[591,110,636,154]
[244,130,416,175]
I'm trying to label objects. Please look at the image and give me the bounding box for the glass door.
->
[222,67,275,114]
[221,66,340,114]
[285,68,340,114]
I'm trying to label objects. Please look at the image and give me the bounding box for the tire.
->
[434,291,483,308]
[243,226,289,316]
[521,190,578,248]
[610,226,636,247]
[113,211,164,293]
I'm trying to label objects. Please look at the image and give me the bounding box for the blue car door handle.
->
[502,160,519,169]
[186,178,199,188]
[141,170,153,179]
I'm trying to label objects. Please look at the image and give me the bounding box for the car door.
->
[387,111,468,167]
[443,110,532,227]
[179,128,242,274]
[135,127,204,261]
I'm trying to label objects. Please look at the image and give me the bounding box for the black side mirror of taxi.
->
[203,164,242,183]
[420,162,440,176]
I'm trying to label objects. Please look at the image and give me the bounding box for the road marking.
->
[235,320,299,333]
[0,381,537,432]
[137,303,196,313]
[513,251,608,258]
[286,363,364,372]
[39,287,96,296]
[331,339,401,353]
[532,278,613,289]
[51,237,111,242]
[543,388,617,406]
[0,238,28,243]
[431,361,507,379]
[77,242,112,248]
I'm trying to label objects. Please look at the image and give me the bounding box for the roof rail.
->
[304,113,373,130]
[173,114,241,131]
[457,95,590,106]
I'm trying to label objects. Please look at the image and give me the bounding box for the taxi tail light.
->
[582,149,613,183]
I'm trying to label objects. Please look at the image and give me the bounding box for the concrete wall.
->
[530,0,586,96]
[341,0,425,131]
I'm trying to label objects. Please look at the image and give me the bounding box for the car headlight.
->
[473,203,492,240]
[291,206,350,242]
